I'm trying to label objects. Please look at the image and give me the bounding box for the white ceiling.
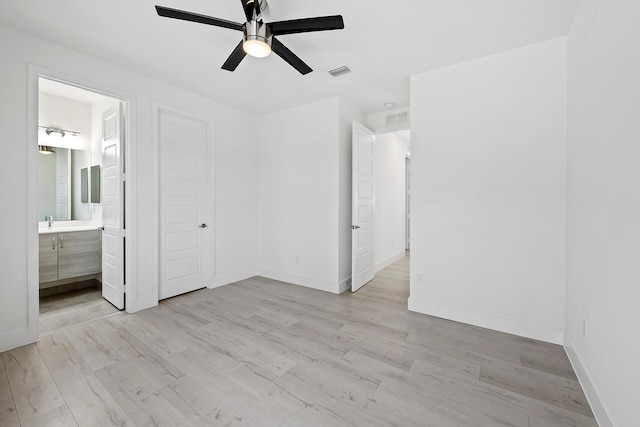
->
[0,0,579,115]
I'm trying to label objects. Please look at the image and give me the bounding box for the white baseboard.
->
[408,296,564,344]
[257,267,340,294]
[374,250,406,273]
[339,277,351,294]
[564,333,614,427]
[211,268,258,288]
[0,328,37,353]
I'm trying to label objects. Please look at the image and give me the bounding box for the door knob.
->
[351,225,361,230]
[199,223,208,228]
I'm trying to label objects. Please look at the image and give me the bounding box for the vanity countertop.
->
[39,224,102,234]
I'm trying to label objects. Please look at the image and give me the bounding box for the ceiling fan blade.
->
[269,15,344,36]
[155,6,243,31]
[271,37,312,75]
[221,41,247,71]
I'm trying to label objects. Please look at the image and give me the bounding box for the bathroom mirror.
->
[91,165,100,203]
[38,148,95,221]
[81,167,89,203]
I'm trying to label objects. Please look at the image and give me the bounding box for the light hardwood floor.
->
[38,287,121,336]
[1,254,597,426]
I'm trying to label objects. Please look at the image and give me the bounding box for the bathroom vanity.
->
[38,227,101,288]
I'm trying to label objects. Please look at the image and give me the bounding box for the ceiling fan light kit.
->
[243,20,272,58]
[155,0,344,74]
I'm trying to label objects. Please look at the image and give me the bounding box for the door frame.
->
[405,154,411,250]
[27,65,137,342]
[152,103,215,297]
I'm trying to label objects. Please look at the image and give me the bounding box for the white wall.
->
[374,132,409,271]
[39,92,92,151]
[565,1,640,426]
[409,37,568,344]
[0,24,257,352]
[256,98,341,293]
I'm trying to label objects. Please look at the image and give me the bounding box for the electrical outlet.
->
[416,273,423,282]
[295,255,300,264]
[582,319,588,338]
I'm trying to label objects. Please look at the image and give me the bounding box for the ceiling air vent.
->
[385,114,397,126]
[396,111,409,123]
[328,66,351,77]
[385,111,410,126]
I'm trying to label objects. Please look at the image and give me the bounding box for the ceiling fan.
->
[155,0,344,75]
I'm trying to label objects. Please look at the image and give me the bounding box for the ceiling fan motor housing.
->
[243,20,272,52]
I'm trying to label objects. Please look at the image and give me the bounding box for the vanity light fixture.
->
[38,145,56,154]
[38,126,81,138]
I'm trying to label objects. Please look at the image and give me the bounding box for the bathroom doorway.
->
[32,75,130,336]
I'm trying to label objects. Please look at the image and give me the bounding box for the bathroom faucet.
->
[45,214,53,229]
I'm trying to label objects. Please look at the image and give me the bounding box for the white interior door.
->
[158,110,211,300]
[351,121,376,292]
[101,105,125,309]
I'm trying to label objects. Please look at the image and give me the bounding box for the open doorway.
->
[35,77,127,336]
[373,129,410,271]
[351,120,411,294]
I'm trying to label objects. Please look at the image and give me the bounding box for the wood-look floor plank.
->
[158,376,249,427]
[94,361,189,427]
[1,345,65,423]
[479,364,593,417]
[520,347,579,380]
[19,405,77,427]
[101,329,185,389]
[196,326,296,377]
[168,351,293,426]
[0,355,19,427]
[63,325,122,371]
[35,333,89,381]
[36,333,135,427]
[38,310,89,337]
[113,315,187,359]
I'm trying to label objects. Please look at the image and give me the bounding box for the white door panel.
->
[158,110,211,300]
[351,121,376,292]
[101,106,125,309]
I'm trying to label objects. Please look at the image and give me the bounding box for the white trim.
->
[26,66,40,347]
[564,333,614,427]
[153,103,215,302]
[408,296,564,344]
[374,250,405,273]
[257,267,341,294]
[0,330,37,353]
[211,268,258,288]
[339,277,351,294]
[26,65,137,346]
